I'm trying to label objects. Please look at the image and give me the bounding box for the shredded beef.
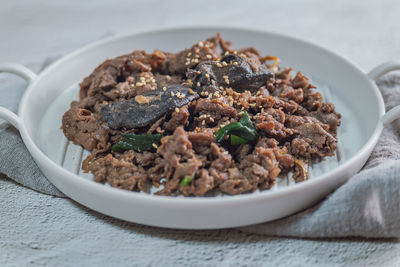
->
[62,34,341,196]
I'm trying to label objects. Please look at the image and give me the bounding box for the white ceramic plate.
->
[1,27,400,229]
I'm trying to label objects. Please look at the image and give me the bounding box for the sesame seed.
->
[136,82,143,86]
[219,86,224,90]
[162,86,167,91]
[222,75,229,79]
[202,120,206,125]
[175,107,180,113]
[188,88,195,95]
[205,73,210,79]
[211,79,216,85]
[216,63,222,68]
[185,61,190,65]
[233,62,238,66]
[152,143,158,149]
[196,71,201,74]
[225,79,230,85]
[166,75,171,80]
[195,54,200,58]
[187,52,192,57]
[197,82,201,87]
[171,91,175,97]
[198,41,204,47]
[194,58,199,63]
[224,51,229,55]
[206,54,212,59]
[233,51,238,55]
[261,108,265,113]
[222,91,226,96]
[209,93,213,98]
[195,48,200,53]
[210,117,215,123]
[222,61,228,66]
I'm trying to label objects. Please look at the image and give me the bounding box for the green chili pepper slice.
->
[111,133,162,152]
[215,112,258,144]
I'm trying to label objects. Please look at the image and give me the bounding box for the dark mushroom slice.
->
[101,84,199,129]
[187,54,274,94]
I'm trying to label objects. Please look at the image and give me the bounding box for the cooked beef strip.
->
[62,34,341,196]
[62,101,109,151]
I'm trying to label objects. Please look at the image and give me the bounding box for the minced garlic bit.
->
[135,95,150,104]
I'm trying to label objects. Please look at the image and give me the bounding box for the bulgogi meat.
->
[62,34,341,196]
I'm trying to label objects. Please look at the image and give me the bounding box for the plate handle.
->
[368,61,400,127]
[0,62,37,129]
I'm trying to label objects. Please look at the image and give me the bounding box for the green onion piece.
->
[215,122,243,142]
[239,111,253,128]
[231,134,248,145]
[180,173,196,186]
[111,133,162,152]
[215,112,258,144]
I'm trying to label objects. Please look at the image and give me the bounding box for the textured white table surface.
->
[2,0,400,266]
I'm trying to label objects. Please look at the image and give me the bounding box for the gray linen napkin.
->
[1,57,400,237]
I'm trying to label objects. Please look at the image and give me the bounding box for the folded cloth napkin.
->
[1,57,400,237]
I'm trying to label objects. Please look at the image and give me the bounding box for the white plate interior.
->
[37,74,359,195]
